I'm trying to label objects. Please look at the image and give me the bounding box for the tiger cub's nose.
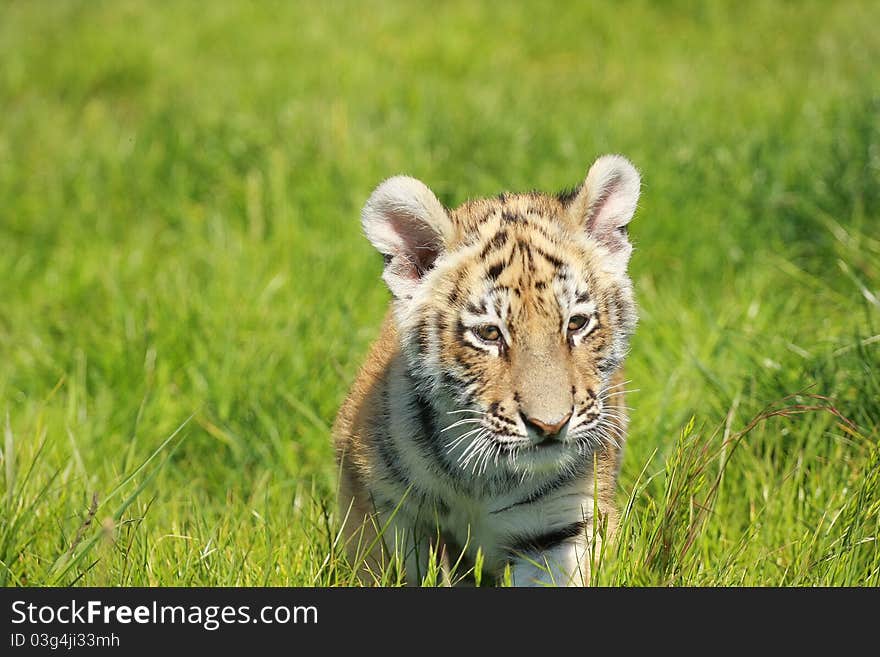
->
[521,411,572,440]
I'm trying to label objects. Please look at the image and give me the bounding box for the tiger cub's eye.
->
[474,325,502,342]
[567,315,590,333]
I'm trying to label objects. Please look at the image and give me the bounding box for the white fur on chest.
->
[376,358,596,579]
[417,481,594,576]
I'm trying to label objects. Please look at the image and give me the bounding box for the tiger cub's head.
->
[361,155,640,476]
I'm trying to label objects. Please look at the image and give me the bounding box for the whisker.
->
[477,442,496,475]
[458,431,489,466]
[473,433,504,474]
[597,419,625,430]
[486,443,501,474]
[444,425,488,452]
[595,423,625,441]
[598,389,639,400]
[596,431,621,450]
[440,418,484,434]
[464,443,487,472]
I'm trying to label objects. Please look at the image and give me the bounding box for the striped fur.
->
[334,155,641,586]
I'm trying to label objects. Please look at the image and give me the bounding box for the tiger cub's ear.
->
[567,155,641,272]
[361,176,453,299]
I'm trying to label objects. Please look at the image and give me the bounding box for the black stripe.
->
[487,260,505,280]
[405,379,468,488]
[557,185,581,206]
[441,370,482,404]
[507,520,587,555]
[465,298,487,315]
[414,317,430,356]
[493,414,517,429]
[490,457,589,515]
[531,245,563,268]
[456,319,469,346]
[376,428,415,490]
[524,220,556,243]
[479,229,509,259]
[375,387,421,492]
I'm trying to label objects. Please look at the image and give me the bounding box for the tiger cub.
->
[334,155,640,586]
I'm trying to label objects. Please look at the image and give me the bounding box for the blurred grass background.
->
[1,0,878,585]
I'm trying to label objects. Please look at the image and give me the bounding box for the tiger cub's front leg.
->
[505,500,617,586]
[508,534,592,587]
[510,523,598,586]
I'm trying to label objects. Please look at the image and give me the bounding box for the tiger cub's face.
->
[362,156,640,476]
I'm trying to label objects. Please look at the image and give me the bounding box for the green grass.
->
[1,0,878,586]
